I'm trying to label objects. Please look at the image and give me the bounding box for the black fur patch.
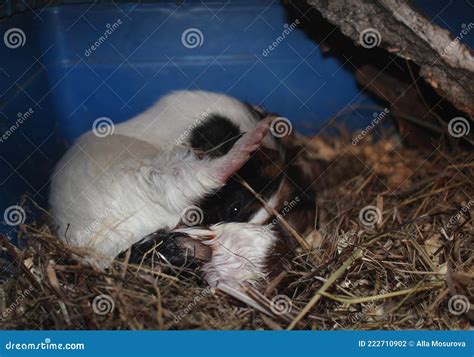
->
[190,115,242,158]
[117,229,194,267]
[198,149,283,225]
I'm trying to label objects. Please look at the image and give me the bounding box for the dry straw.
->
[0,132,472,330]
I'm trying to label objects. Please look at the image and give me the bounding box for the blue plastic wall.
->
[0,0,472,236]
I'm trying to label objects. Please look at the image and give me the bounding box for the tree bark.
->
[305,0,474,118]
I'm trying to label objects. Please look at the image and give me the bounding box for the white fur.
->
[177,223,277,288]
[49,90,268,259]
[249,192,280,224]
[50,135,225,258]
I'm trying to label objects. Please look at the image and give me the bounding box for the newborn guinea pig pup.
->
[49,90,274,260]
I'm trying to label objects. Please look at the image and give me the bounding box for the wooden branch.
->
[306,0,474,118]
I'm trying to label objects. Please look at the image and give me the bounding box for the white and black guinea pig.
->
[49,90,321,288]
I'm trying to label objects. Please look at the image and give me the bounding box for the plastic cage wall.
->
[0,0,472,238]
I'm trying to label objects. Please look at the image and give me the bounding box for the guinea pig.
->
[50,90,320,288]
[49,116,269,260]
[49,91,278,256]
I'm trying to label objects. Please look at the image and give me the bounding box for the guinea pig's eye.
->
[228,202,241,216]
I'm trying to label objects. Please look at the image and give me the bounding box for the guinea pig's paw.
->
[234,117,272,153]
[200,222,277,288]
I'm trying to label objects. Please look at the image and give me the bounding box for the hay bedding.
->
[0,130,472,330]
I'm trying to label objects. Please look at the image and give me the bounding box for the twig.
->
[236,176,310,251]
[317,283,443,304]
